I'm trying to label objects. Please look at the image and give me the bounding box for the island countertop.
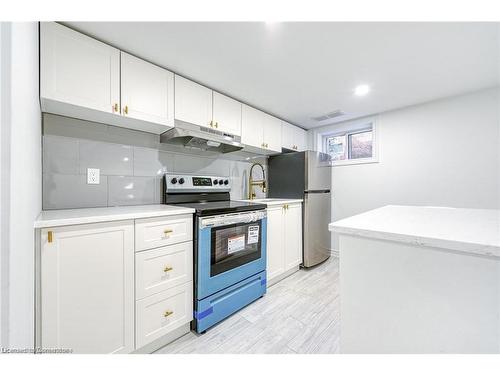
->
[34,204,195,228]
[329,205,500,258]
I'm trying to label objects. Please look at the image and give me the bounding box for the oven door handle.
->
[199,211,266,229]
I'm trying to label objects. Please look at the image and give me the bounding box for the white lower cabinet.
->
[40,221,135,354]
[266,203,303,285]
[38,213,194,354]
[135,241,193,300]
[284,203,303,269]
[135,282,193,348]
[267,206,286,281]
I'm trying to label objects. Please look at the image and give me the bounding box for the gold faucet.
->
[248,162,267,200]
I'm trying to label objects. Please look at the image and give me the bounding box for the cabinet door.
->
[212,92,242,136]
[174,75,213,128]
[262,113,282,152]
[295,127,308,151]
[284,203,303,270]
[121,52,174,128]
[40,221,134,354]
[135,214,193,252]
[135,241,193,300]
[136,282,193,348]
[241,104,264,148]
[281,121,295,150]
[266,206,285,281]
[40,22,120,114]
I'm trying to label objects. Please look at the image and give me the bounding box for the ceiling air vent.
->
[312,110,345,122]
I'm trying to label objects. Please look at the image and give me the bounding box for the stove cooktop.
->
[173,200,267,217]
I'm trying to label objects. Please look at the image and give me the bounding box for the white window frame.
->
[318,117,379,166]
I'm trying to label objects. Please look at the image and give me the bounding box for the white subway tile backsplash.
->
[43,136,79,174]
[43,174,108,209]
[173,154,230,176]
[42,114,267,210]
[108,176,156,206]
[79,140,133,176]
[133,147,173,177]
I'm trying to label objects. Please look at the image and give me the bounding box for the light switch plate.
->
[87,168,100,184]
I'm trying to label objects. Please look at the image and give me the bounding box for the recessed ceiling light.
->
[354,84,371,97]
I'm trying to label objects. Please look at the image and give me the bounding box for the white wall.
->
[0,22,41,349]
[311,88,500,248]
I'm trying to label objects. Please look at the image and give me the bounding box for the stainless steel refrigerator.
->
[268,151,332,267]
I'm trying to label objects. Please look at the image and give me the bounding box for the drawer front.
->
[136,282,193,349]
[135,214,193,251]
[135,241,193,299]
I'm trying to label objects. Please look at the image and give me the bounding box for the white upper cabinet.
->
[241,105,282,153]
[295,127,307,151]
[282,121,295,150]
[282,121,308,151]
[241,104,264,149]
[212,92,242,136]
[40,22,120,115]
[262,113,282,152]
[121,52,174,128]
[174,75,213,128]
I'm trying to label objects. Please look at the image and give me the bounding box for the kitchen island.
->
[329,205,500,353]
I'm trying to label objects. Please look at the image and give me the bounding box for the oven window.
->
[210,220,262,276]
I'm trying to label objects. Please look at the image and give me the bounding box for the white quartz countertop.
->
[329,205,500,258]
[237,198,303,206]
[34,204,195,229]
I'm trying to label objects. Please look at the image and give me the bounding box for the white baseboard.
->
[134,323,191,354]
[268,266,300,287]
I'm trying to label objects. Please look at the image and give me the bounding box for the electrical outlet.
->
[87,168,100,184]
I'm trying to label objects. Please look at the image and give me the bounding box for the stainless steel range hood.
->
[160,121,244,153]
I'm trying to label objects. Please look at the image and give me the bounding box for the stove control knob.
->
[224,179,229,185]
[213,179,218,185]
[170,178,178,184]
[178,178,185,184]
[218,179,224,185]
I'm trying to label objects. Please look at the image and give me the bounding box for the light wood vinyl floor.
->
[155,256,340,354]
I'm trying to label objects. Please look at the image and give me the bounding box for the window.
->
[321,120,377,166]
[348,130,373,159]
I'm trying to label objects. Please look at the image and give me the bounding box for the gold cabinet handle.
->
[261,142,265,147]
[112,103,119,113]
[265,143,269,148]
[164,229,173,234]
[164,266,173,273]
[123,105,129,115]
[210,120,213,128]
[215,122,218,128]
[164,310,174,318]
[48,231,53,243]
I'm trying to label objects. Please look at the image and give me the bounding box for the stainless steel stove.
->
[163,174,267,333]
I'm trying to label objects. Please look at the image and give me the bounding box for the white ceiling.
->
[65,22,499,129]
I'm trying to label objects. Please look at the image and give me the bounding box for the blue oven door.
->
[197,210,267,300]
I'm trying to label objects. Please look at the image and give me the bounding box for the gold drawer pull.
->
[163,229,173,235]
[123,105,129,115]
[215,122,219,128]
[164,266,173,273]
[164,310,173,317]
[112,103,119,113]
[48,231,53,243]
